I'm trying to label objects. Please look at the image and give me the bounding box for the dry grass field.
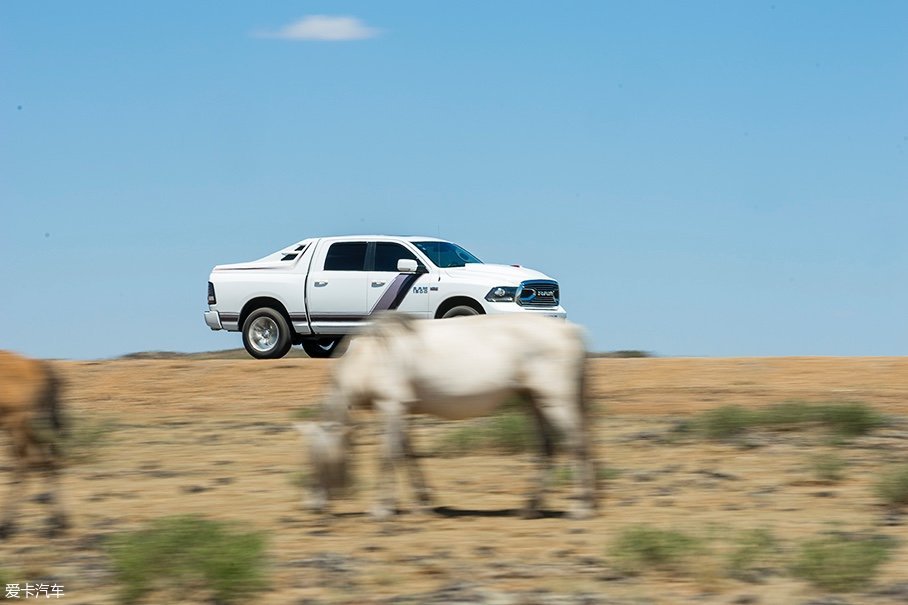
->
[1,356,907,604]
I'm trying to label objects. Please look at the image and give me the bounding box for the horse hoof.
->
[304,499,327,514]
[568,506,595,520]
[370,505,396,521]
[519,507,545,520]
[0,522,16,540]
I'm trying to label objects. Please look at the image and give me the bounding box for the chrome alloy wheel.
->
[249,316,279,353]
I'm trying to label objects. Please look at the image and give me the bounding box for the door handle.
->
[314,281,328,287]
[371,281,386,287]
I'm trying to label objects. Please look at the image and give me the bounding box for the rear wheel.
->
[441,305,481,318]
[242,308,293,359]
[302,337,342,358]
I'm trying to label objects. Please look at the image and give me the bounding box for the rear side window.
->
[324,242,367,271]
[373,242,420,272]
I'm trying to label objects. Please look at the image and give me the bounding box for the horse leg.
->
[43,446,69,538]
[569,423,597,519]
[307,477,329,514]
[401,432,433,512]
[303,446,330,514]
[35,362,68,535]
[371,402,405,520]
[537,402,596,519]
[0,439,29,539]
[522,404,556,519]
[295,422,337,514]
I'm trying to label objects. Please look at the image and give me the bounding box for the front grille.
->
[517,280,559,307]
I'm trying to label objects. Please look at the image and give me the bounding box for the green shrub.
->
[610,525,705,575]
[810,453,848,484]
[756,401,818,428]
[697,405,755,440]
[554,464,621,485]
[107,515,267,604]
[434,422,487,456]
[876,465,908,507]
[726,529,782,581]
[436,411,539,456]
[0,568,11,595]
[292,406,322,421]
[690,401,884,441]
[485,412,538,453]
[288,470,308,488]
[791,533,894,592]
[815,402,885,437]
[60,416,117,464]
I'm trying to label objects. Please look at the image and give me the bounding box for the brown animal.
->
[0,351,68,538]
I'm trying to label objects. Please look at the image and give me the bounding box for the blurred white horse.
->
[296,313,597,520]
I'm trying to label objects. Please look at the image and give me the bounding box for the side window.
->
[373,242,420,272]
[324,242,367,271]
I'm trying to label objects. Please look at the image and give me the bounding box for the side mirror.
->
[397,259,418,273]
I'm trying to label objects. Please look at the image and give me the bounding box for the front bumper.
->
[483,303,567,319]
[204,310,222,331]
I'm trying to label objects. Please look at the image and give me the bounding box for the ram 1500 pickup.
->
[204,235,566,359]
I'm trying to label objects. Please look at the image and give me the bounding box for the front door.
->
[367,242,431,319]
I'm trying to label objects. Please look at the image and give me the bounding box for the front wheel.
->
[301,337,342,358]
[441,305,481,318]
[242,308,293,359]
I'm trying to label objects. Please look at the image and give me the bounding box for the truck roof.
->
[285,235,448,248]
[318,235,447,242]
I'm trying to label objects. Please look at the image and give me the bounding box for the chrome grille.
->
[517,280,559,307]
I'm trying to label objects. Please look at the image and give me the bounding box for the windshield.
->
[413,241,483,268]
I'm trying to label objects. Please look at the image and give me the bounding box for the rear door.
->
[367,241,431,319]
[306,240,369,333]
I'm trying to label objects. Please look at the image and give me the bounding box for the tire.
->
[242,308,293,359]
[302,337,342,359]
[441,305,481,318]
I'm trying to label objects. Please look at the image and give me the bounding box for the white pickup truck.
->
[204,235,566,359]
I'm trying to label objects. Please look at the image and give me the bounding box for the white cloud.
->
[255,15,381,41]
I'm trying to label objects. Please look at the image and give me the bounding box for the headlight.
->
[485,286,518,302]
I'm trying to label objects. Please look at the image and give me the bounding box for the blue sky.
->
[1,1,906,359]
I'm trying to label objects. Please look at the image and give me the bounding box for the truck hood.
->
[442,263,553,284]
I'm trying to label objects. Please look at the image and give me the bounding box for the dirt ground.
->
[2,356,907,604]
